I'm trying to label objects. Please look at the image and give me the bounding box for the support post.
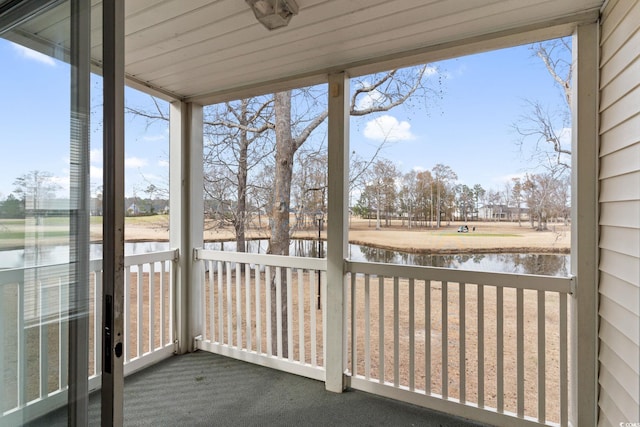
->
[571,22,599,427]
[169,101,204,354]
[325,72,349,392]
[101,0,125,425]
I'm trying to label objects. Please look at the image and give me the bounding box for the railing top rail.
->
[0,249,179,286]
[123,249,179,267]
[346,260,573,294]
[196,248,327,271]
[0,262,70,286]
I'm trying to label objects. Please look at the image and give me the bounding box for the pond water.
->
[0,239,570,277]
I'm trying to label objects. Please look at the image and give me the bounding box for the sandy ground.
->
[91,215,570,254]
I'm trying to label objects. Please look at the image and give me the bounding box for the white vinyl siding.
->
[598,0,640,425]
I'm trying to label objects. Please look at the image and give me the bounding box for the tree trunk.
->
[234,128,249,252]
[375,190,381,230]
[268,91,294,357]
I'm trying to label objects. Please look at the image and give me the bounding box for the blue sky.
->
[0,38,569,199]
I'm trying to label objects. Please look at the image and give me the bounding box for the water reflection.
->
[0,239,569,277]
[351,246,568,276]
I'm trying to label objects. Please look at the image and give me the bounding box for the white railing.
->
[195,249,327,381]
[345,261,573,427]
[0,250,178,426]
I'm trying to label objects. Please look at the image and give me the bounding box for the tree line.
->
[351,160,570,230]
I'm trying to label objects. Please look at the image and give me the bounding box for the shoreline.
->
[85,236,571,255]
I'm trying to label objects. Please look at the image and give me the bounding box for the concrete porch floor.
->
[31,351,487,426]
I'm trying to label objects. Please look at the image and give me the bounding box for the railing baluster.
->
[442,280,448,399]
[137,264,144,357]
[297,268,304,363]
[149,262,155,352]
[497,286,504,412]
[208,261,215,343]
[226,261,232,347]
[351,272,357,377]
[246,264,252,352]
[124,265,131,362]
[409,278,415,391]
[517,288,524,417]
[59,280,67,386]
[255,265,261,354]
[236,263,242,349]
[170,257,176,343]
[477,284,484,408]
[560,293,568,427]
[343,271,349,373]
[364,274,370,380]
[322,271,327,368]
[266,265,272,357]
[160,261,166,347]
[18,279,26,407]
[276,267,283,358]
[459,282,466,403]
[538,290,546,423]
[425,279,431,394]
[310,270,317,366]
[378,275,385,384]
[0,286,4,404]
[217,261,223,345]
[287,267,293,361]
[58,283,69,389]
[394,277,400,387]
[39,280,47,398]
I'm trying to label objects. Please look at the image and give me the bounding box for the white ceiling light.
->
[246,0,299,30]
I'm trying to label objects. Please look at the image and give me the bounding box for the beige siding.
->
[598,0,640,425]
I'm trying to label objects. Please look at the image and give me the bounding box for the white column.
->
[571,22,599,427]
[325,72,349,392]
[170,101,204,354]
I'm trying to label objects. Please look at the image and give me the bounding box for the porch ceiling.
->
[8,0,602,104]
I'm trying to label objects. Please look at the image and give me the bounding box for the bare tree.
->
[522,171,567,230]
[511,178,523,226]
[431,164,457,227]
[514,37,572,173]
[399,170,418,228]
[367,159,400,229]
[456,184,474,222]
[473,184,485,222]
[13,170,61,224]
[416,170,434,226]
[204,97,274,252]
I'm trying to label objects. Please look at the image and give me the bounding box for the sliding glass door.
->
[0,0,95,424]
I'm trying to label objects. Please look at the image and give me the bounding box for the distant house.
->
[478,204,529,221]
[127,202,140,216]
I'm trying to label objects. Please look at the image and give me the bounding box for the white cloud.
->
[356,87,384,111]
[90,165,103,179]
[50,175,70,197]
[125,157,148,168]
[142,134,166,142]
[424,65,438,77]
[363,115,415,142]
[90,149,103,165]
[12,43,56,66]
[412,166,426,173]
[158,160,169,167]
